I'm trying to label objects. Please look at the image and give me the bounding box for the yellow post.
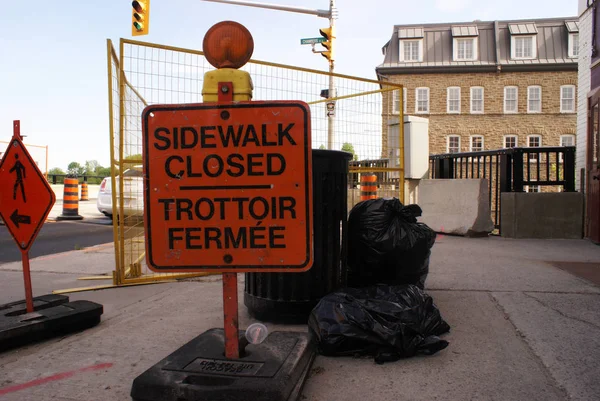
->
[202,69,253,102]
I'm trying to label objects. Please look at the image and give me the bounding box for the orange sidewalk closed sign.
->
[142,101,313,273]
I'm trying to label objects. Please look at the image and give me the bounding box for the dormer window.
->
[566,21,579,58]
[509,23,538,60]
[452,26,478,61]
[398,27,424,62]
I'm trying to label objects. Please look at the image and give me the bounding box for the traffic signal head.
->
[319,26,335,61]
[132,1,150,36]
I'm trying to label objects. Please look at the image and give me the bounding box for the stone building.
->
[376,17,578,159]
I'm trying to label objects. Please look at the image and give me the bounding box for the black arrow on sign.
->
[10,209,31,228]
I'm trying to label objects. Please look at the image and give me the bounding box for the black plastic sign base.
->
[0,295,103,351]
[131,328,316,401]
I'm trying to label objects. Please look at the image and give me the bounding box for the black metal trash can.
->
[244,149,352,323]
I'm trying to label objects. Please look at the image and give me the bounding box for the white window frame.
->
[399,39,423,62]
[559,135,575,162]
[392,88,408,115]
[447,135,461,153]
[525,185,541,193]
[527,85,542,113]
[470,86,484,114]
[415,87,430,114]
[511,35,537,59]
[527,135,542,162]
[560,85,576,113]
[503,135,518,148]
[469,135,484,152]
[560,134,575,147]
[447,87,461,114]
[453,37,478,61]
[568,33,579,58]
[504,86,519,114]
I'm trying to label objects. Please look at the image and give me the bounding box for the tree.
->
[95,166,111,177]
[67,161,85,176]
[341,142,358,161]
[319,144,326,150]
[84,160,100,174]
[48,167,66,184]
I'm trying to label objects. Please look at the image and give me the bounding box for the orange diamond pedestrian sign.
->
[0,134,56,252]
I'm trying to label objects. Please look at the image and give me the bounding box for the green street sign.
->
[301,37,326,45]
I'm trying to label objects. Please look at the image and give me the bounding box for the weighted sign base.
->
[0,296,103,351]
[131,328,316,401]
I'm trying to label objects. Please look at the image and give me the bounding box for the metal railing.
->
[47,174,108,185]
[429,146,576,228]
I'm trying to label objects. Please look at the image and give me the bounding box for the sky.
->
[0,0,577,171]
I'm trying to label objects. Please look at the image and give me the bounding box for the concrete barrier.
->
[500,192,584,239]
[417,179,494,236]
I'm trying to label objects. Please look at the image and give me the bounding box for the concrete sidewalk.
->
[0,236,599,401]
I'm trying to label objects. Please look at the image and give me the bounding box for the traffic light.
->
[132,1,150,36]
[319,26,335,62]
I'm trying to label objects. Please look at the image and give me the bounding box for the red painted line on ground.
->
[438,226,445,239]
[0,362,113,396]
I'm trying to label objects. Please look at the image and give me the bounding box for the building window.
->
[525,185,540,193]
[511,35,537,59]
[560,135,575,147]
[560,85,576,113]
[454,38,477,61]
[470,136,484,152]
[447,136,460,153]
[447,87,461,113]
[569,33,579,58]
[504,135,518,148]
[504,86,519,113]
[400,40,423,62]
[392,88,407,114]
[415,87,429,114]
[527,86,542,113]
[559,135,575,162]
[528,135,542,162]
[470,87,484,114]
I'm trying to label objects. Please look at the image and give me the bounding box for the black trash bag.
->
[347,198,436,289]
[308,284,450,363]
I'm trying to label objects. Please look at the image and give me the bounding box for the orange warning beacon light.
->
[202,21,254,69]
[201,21,254,102]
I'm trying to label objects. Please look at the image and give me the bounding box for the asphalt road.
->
[0,219,114,263]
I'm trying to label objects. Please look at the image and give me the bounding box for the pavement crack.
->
[522,292,600,330]
[488,292,570,399]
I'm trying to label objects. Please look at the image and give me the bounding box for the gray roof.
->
[452,25,479,37]
[398,27,424,39]
[508,22,538,35]
[377,17,578,74]
[565,21,579,33]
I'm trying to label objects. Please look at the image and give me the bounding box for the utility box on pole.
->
[387,116,429,179]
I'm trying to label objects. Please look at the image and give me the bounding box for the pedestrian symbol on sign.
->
[10,154,27,203]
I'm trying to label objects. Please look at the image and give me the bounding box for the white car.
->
[97,166,144,219]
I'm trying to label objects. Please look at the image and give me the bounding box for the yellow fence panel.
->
[108,38,405,284]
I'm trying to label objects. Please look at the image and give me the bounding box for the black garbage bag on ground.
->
[308,284,450,364]
[347,198,436,289]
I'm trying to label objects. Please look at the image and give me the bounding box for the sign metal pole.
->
[21,251,34,313]
[217,82,241,360]
[13,121,34,314]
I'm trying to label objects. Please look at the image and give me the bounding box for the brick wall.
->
[380,70,578,157]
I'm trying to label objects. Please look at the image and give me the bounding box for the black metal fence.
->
[429,146,576,228]
[47,174,107,185]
